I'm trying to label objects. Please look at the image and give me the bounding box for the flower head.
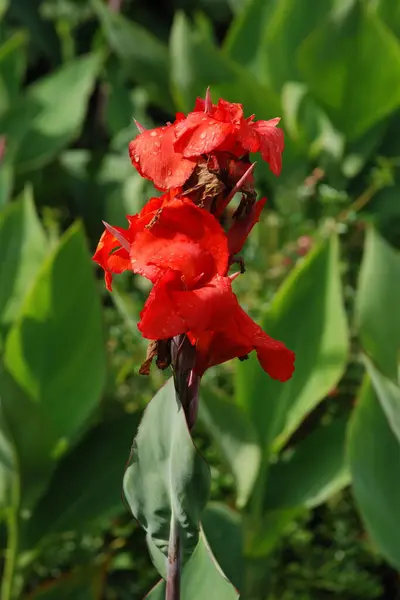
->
[93,195,294,382]
[129,94,284,191]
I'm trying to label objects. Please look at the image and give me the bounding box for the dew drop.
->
[134,155,139,162]
[155,141,161,148]
[150,131,158,137]
[200,132,207,139]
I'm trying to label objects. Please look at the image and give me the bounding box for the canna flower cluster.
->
[93,91,295,382]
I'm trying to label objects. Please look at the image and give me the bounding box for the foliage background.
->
[0,0,400,598]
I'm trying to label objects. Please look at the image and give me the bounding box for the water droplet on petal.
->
[155,141,161,148]
[200,132,207,139]
[134,155,139,162]
[150,131,158,137]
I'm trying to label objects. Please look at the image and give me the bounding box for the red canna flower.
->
[129,94,284,190]
[129,117,197,191]
[93,197,294,382]
[93,192,176,291]
[174,98,284,176]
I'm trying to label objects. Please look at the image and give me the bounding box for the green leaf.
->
[264,0,333,91]
[223,0,276,79]
[236,234,348,450]
[246,507,302,558]
[364,356,400,444]
[123,378,210,575]
[146,531,239,600]
[199,387,261,508]
[8,0,60,61]
[1,224,106,508]
[0,31,27,117]
[0,186,47,338]
[23,413,139,548]
[92,0,173,111]
[356,226,400,380]
[202,503,244,592]
[0,0,9,19]
[342,121,388,178]
[298,3,400,139]
[1,53,102,172]
[376,0,400,38]
[170,12,280,118]
[264,417,350,510]
[349,377,400,569]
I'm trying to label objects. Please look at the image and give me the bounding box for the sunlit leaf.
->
[146,531,239,600]
[356,226,400,380]
[236,235,348,450]
[349,377,400,569]
[123,378,210,576]
[298,3,400,139]
[1,224,106,508]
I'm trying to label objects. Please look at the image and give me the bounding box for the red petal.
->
[237,121,260,153]
[170,275,235,333]
[251,119,284,176]
[138,271,187,339]
[92,227,133,291]
[227,197,267,256]
[174,114,233,157]
[129,124,196,189]
[191,290,295,381]
[212,99,244,124]
[130,198,229,286]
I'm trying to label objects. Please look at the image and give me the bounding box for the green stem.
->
[1,476,19,600]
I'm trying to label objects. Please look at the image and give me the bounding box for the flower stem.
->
[1,475,19,600]
[166,335,200,600]
[337,182,378,223]
[166,515,181,600]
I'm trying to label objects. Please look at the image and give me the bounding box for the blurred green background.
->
[1,0,400,598]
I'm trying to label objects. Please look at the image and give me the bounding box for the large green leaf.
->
[146,531,239,600]
[23,413,139,548]
[364,356,400,444]
[356,226,400,380]
[0,187,47,339]
[0,53,102,172]
[1,224,106,508]
[223,0,276,79]
[202,503,244,592]
[376,0,400,38]
[298,3,400,139]
[349,377,400,569]
[200,387,261,508]
[263,0,333,91]
[92,0,173,111]
[264,416,350,510]
[245,507,302,558]
[236,234,348,449]
[170,12,280,118]
[123,378,210,575]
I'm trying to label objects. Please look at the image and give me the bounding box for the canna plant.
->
[92,90,296,599]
